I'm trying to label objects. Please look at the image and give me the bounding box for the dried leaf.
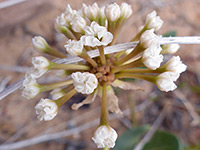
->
[107,86,123,116]
[71,90,97,110]
[111,79,144,91]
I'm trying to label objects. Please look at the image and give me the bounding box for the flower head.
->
[71,72,98,94]
[64,40,83,56]
[156,72,177,92]
[35,98,58,121]
[92,125,118,148]
[105,3,121,22]
[81,22,113,47]
[32,36,49,51]
[145,11,163,31]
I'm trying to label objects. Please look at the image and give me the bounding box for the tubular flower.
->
[92,125,118,148]
[64,40,83,56]
[35,98,58,121]
[105,3,121,22]
[81,21,113,47]
[82,3,99,20]
[145,11,163,31]
[71,72,98,94]
[32,36,49,51]
[156,72,177,92]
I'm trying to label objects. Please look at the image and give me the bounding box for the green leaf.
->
[114,125,149,150]
[143,130,180,150]
[163,31,177,37]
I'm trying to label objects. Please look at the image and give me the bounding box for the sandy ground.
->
[0,0,200,149]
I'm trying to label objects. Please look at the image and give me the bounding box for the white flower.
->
[50,88,65,100]
[120,3,132,20]
[64,40,83,56]
[32,36,49,51]
[162,44,180,54]
[145,11,163,31]
[140,29,160,48]
[70,14,86,33]
[92,125,118,148]
[22,78,40,99]
[105,3,121,22]
[156,72,177,92]
[142,46,163,70]
[82,3,99,20]
[71,72,98,94]
[32,56,50,69]
[165,56,187,74]
[35,98,58,121]
[81,22,113,47]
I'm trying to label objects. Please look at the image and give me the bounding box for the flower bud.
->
[99,6,106,19]
[71,72,98,94]
[156,72,177,92]
[82,3,99,20]
[70,14,86,33]
[64,40,83,56]
[145,11,163,31]
[92,125,118,148]
[105,3,121,22]
[32,56,50,70]
[120,3,132,20]
[32,36,49,51]
[162,44,180,54]
[35,98,58,121]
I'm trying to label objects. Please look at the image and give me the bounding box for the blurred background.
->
[0,0,200,149]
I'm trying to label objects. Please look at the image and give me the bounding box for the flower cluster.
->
[22,2,187,149]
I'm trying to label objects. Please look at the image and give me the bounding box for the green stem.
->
[130,26,146,42]
[80,51,98,68]
[98,46,106,65]
[115,44,144,66]
[103,146,109,150]
[100,83,109,126]
[55,88,77,107]
[128,95,137,127]
[45,47,67,58]
[58,26,77,40]
[115,73,156,83]
[49,62,90,70]
[121,68,166,74]
[40,79,73,92]
[112,58,143,73]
